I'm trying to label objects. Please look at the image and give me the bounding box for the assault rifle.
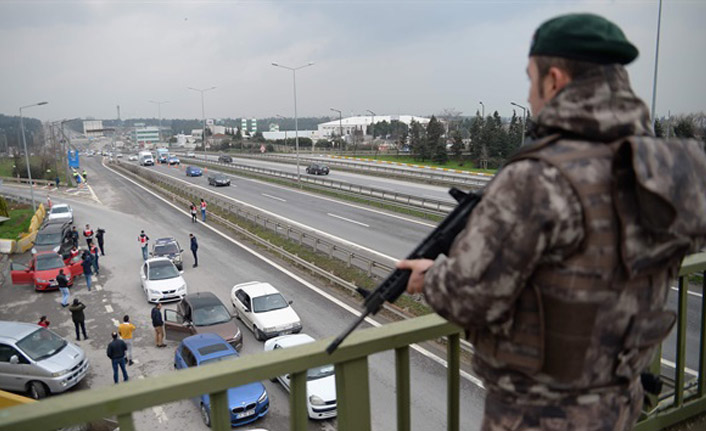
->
[326,188,482,354]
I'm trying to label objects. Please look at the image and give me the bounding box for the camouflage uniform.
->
[423,64,706,431]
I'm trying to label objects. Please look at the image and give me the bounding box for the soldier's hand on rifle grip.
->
[397,259,435,295]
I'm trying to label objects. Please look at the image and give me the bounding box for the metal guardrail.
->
[0,176,56,187]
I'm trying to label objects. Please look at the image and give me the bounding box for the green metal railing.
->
[0,253,704,431]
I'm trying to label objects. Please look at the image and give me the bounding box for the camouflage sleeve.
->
[423,159,584,330]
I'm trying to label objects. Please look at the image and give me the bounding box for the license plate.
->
[236,409,255,419]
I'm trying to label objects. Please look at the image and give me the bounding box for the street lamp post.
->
[188,87,216,155]
[479,101,485,118]
[149,100,169,145]
[478,101,487,169]
[510,102,528,147]
[330,108,343,152]
[272,61,315,187]
[19,101,48,212]
[366,109,376,142]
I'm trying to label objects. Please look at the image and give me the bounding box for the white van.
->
[139,151,154,166]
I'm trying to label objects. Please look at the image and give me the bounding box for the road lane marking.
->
[105,305,113,313]
[152,406,169,423]
[661,358,699,377]
[111,318,120,327]
[262,193,287,202]
[670,286,703,298]
[327,213,370,228]
[87,184,103,205]
[104,160,484,389]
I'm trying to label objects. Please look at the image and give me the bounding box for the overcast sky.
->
[1,0,703,123]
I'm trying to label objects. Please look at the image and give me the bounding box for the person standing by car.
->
[189,233,198,268]
[106,332,129,383]
[118,315,136,366]
[90,243,100,275]
[81,251,93,291]
[96,227,106,256]
[57,268,70,307]
[83,224,94,247]
[138,230,150,261]
[200,199,207,222]
[189,203,197,223]
[69,245,80,264]
[70,226,79,248]
[151,303,166,348]
[69,298,88,341]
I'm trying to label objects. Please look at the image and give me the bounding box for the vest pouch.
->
[616,310,676,380]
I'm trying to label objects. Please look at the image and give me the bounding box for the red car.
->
[11,251,84,291]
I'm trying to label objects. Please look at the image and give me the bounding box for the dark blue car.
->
[185,166,202,177]
[174,333,269,427]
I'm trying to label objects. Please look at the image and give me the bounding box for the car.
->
[139,257,187,303]
[10,251,83,291]
[168,156,180,166]
[46,204,73,224]
[164,292,243,350]
[218,155,233,163]
[0,321,89,399]
[186,152,196,157]
[116,153,123,158]
[128,154,138,161]
[231,281,302,341]
[305,163,329,175]
[208,174,231,187]
[157,155,168,164]
[150,237,184,270]
[264,334,336,420]
[185,166,203,177]
[174,333,269,427]
[31,222,73,257]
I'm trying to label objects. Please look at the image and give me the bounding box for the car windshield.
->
[35,254,65,271]
[200,353,237,366]
[252,293,288,313]
[51,207,69,214]
[307,364,335,380]
[35,232,62,245]
[148,261,179,280]
[154,243,179,255]
[193,303,231,326]
[16,328,67,361]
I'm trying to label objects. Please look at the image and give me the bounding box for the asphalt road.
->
[0,157,487,431]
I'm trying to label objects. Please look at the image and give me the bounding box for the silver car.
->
[46,204,73,224]
[0,321,89,399]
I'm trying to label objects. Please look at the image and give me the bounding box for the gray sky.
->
[1,0,703,122]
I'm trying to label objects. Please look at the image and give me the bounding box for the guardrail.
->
[0,176,56,187]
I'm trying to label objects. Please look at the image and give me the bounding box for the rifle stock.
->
[326,188,482,354]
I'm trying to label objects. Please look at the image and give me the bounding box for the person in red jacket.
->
[83,224,94,247]
[200,199,207,222]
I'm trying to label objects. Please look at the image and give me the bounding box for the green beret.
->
[529,13,638,65]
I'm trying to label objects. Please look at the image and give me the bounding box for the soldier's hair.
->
[534,55,601,96]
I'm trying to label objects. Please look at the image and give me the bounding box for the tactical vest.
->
[469,137,679,388]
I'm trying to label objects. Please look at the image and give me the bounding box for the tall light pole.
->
[330,108,343,152]
[276,114,288,148]
[188,86,216,154]
[366,109,376,141]
[149,100,169,145]
[650,0,663,127]
[272,61,315,187]
[478,101,487,169]
[510,102,528,147]
[479,101,485,118]
[19,101,48,212]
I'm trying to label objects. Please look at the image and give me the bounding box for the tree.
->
[653,118,665,138]
[426,116,447,163]
[409,120,426,159]
[450,130,464,160]
[467,111,484,163]
[673,117,696,138]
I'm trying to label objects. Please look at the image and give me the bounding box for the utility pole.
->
[330,108,343,151]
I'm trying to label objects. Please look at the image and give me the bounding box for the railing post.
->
[447,333,460,431]
[209,390,230,431]
[290,371,308,431]
[336,357,371,431]
[395,346,411,431]
[675,276,688,407]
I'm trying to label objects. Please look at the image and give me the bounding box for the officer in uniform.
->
[399,13,706,431]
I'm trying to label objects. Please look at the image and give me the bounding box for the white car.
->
[186,152,196,157]
[231,281,302,341]
[46,204,73,224]
[264,334,336,420]
[140,257,187,303]
[128,155,138,161]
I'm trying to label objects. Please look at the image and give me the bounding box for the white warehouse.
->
[318,115,430,138]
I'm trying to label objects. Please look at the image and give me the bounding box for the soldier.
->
[399,13,706,431]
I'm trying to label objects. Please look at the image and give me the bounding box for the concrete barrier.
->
[0,389,34,410]
[0,239,15,254]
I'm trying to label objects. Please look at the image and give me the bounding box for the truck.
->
[139,151,154,166]
[156,148,169,164]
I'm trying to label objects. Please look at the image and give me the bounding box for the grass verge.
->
[347,154,497,174]
[0,205,34,239]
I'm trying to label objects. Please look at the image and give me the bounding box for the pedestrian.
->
[72,171,79,185]
[55,176,60,188]
[90,243,100,275]
[189,203,197,223]
[151,303,166,348]
[189,233,198,268]
[200,199,207,222]
[68,298,87,341]
[106,332,129,383]
[81,252,93,291]
[57,268,70,307]
[70,226,79,248]
[46,196,52,210]
[82,169,88,182]
[69,245,80,264]
[38,316,50,328]
[83,224,94,247]
[96,227,106,255]
[118,315,136,366]
[138,230,150,261]
[397,13,706,431]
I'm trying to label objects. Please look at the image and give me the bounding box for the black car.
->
[306,163,330,175]
[32,222,73,257]
[150,237,184,270]
[217,155,233,163]
[208,174,231,187]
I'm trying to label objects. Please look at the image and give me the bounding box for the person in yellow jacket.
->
[118,315,136,366]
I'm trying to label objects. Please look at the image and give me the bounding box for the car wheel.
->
[200,403,211,427]
[254,326,263,341]
[28,381,48,400]
[177,264,183,271]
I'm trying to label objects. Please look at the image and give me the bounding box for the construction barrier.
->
[0,390,34,410]
[9,203,45,254]
[0,239,15,254]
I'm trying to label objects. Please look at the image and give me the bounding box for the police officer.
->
[83,224,94,247]
[399,13,706,431]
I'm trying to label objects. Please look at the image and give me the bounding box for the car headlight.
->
[51,370,68,377]
[257,390,268,403]
[179,284,186,292]
[36,278,48,283]
[149,289,161,295]
[309,395,325,406]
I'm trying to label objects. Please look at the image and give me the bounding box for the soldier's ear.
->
[544,66,572,99]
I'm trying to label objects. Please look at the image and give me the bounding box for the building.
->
[132,124,160,146]
[262,130,319,141]
[317,115,430,139]
[83,120,103,137]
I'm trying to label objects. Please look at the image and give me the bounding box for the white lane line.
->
[103,161,484,389]
[661,358,699,377]
[670,286,703,298]
[111,318,120,327]
[262,193,287,202]
[152,405,169,423]
[327,213,370,228]
[86,184,103,205]
[105,305,113,313]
